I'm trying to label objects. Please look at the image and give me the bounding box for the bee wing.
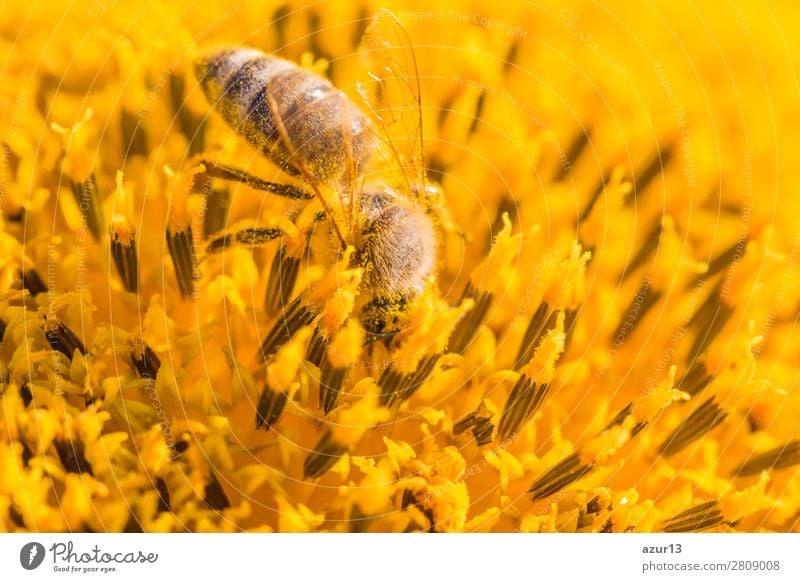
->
[336,89,363,236]
[265,79,349,249]
[358,9,425,198]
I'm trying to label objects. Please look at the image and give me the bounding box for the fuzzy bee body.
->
[195,46,438,339]
[196,48,375,183]
[352,188,437,335]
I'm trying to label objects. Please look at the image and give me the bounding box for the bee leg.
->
[197,159,314,200]
[205,221,287,254]
[360,295,409,343]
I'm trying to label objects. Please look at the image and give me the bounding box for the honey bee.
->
[194,10,440,343]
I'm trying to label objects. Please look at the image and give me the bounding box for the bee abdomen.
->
[196,47,374,183]
[196,49,294,173]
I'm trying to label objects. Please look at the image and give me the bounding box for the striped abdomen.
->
[195,47,375,183]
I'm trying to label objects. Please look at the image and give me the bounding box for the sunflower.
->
[0,0,798,533]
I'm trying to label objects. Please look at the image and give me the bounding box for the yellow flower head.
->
[0,0,798,535]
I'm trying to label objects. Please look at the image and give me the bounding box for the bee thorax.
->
[353,191,436,300]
